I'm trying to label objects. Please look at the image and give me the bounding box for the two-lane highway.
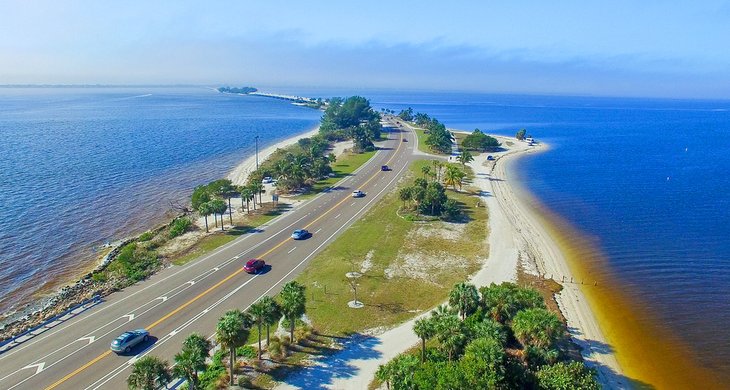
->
[0,119,417,389]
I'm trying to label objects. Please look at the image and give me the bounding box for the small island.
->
[217,86,258,94]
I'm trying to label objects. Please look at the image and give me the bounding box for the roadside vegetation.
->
[373,282,600,390]
[398,108,452,154]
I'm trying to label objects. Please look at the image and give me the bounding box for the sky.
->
[1,0,730,98]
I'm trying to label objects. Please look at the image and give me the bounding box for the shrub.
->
[138,231,154,242]
[91,272,107,283]
[236,345,257,359]
[169,217,192,238]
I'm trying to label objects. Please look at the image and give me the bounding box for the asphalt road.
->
[0,119,416,390]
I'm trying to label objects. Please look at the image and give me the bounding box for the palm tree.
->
[413,317,436,362]
[198,202,212,233]
[432,160,443,182]
[512,308,564,349]
[215,180,236,225]
[209,199,227,231]
[248,300,268,360]
[239,186,253,214]
[127,355,171,390]
[449,282,480,320]
[398,187,412,208]
[279,281,306,342]
[421,165,431,180]
[260,295,281,346]
[216,309,253,386]
[457,150,474,167]
[435,314,466,362]
[443,166,463,191]
[173,333,211,390]
[254,183,265,205]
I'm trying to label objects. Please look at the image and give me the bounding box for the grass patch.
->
[170,207,284,266]
[294,159,488,335]
[306,149,376,195]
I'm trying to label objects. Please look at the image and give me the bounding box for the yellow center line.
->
[45,125,405,390]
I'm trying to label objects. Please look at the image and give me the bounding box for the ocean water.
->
[274,88,730,379]
[0,87,321,315]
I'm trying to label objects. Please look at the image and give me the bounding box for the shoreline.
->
[501,141,725,388]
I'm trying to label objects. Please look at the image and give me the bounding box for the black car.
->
[381,165,389,171]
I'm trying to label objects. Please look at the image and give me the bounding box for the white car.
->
[352,190,365,198]
[262,177,274,184]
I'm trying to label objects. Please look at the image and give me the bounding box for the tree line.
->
[217,86,258,94]
[319,96,382,152]
[126,280,309,389]
[191,179,265,232]
[375,282,600,389]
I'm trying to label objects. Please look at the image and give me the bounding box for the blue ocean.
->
[0,87,320,315]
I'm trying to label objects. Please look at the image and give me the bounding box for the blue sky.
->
[1,1,729,98]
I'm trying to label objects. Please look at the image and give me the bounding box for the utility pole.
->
[255,135,259,170]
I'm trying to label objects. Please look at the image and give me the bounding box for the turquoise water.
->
[277,88,730,378]
[0,87,320,314]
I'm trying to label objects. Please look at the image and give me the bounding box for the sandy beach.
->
[277,131,623,389]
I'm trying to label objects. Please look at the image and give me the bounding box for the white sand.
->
[227,126,320,186]
[276,130,622,389]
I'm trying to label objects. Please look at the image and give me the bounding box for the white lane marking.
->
[123,314,134,322]
[78,336,95,345]
[86,276,261,390]
[334,213,341,219]
[315,228,322,234]
[287,247,297,254]
[158,296,167,302]
[351,202,356,206]
[22,362,45,375]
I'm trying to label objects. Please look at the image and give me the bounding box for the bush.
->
[237,375,253,388]
[169,217,192,238]
[107,243,160,283]
[236,345,257,359]
[91,272,107,283]
[138,231,154,242]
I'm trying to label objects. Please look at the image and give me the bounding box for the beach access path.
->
[276,130,623,389]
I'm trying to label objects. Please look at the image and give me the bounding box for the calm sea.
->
[275,87,730,379]
[0,87,320,315]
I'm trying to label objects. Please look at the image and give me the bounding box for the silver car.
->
[110,329,149,354]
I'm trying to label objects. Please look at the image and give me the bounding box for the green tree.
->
[279,281,306,342]
[443,165,464,191]
[479,282,545,323]
[512,308,564,349]
[260,295,281,346]
[516,128,527,140]
[459,336,507,389]
[208,199,227,231]
[464,316,507,346]
[216,309,253,386]
[239,186,253,214]
[127,355,171,390]
[197,202,212,233]
[419,182,448,216]
[462,128,502,152]
[449,282,480,320]
[413,317,436,362]
[398,107,414,121]
[434,313,467,361]
[536,361,600,390]
[456,150,474,167]
[398,187,412,208]
[441,198,461,221]
[377,354,419,390]
[191,185,211,211]
[420,165,432,180]
[173,333,212,390]
[248,300,268,360]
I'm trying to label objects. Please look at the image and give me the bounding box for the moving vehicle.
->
[244,259,266,274]
[402,138,407,142]
[291,229,311,240]
[262,177,274,184]
[110,329,149,354]
[352,190,365,198]
[381,165,389,171]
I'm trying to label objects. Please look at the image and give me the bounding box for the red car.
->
[244,259,266,274]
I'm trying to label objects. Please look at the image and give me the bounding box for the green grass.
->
[306,149,376,195]
[413,127,432,154]
[170,209,282,266]
[294,159,488,335]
